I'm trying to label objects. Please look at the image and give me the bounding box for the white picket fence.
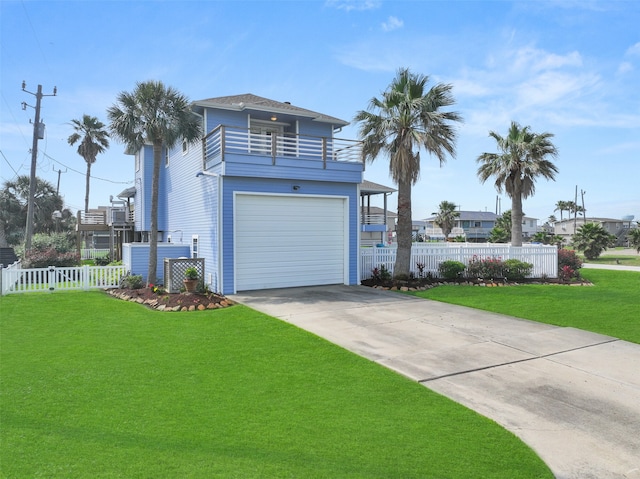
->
[1,262,127,295]
[80,248,111,260]
[360,243,558,279]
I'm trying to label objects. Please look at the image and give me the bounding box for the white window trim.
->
[191,235,199,259]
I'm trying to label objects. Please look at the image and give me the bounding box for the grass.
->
[0,291,551,478]
[582,254,640,267]
[408,269,640,344]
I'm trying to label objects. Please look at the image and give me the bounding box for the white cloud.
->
[381,16,403,32]
[325,0,381,12]
[625,42,640,57]
[511,46,582,74]
[617,62,633,74]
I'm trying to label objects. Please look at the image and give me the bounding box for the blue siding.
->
[135,144,168,232]
[122,243,190,283]
[165,137,222,292]
[133,101,363,295]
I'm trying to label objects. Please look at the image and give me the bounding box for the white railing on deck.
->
[360,243,558,279]
[362,214,386,225]
[1,264,127,295]
[203,125,362,166]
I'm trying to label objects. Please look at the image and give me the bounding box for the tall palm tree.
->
[554,200,568,222]
[68,114,110,213]
[476,121,558,247]
[355,68,461,278]
[107,80,201,285]
[432,200,459,240]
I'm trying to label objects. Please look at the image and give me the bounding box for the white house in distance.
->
[122,93,365,294]
[422,211,539,242]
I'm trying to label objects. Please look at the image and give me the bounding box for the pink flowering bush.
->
[466,255,506,280]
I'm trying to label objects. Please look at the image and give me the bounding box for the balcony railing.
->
[362,214,387,225]
[203,125,363,169]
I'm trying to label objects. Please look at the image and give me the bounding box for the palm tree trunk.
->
[393,178,412,278]
[148,141,163,285]
[511,190,524,247]
[84,161,91,213]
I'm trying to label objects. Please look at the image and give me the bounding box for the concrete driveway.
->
[232,285,640,479]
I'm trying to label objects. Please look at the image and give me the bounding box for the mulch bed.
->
[107,287,234,312]
[361,276,593,291]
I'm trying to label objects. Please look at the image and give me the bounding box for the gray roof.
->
[555,217,625,224]
[360,179,396,195]
[360,206,397,218]
[193,93,349,127]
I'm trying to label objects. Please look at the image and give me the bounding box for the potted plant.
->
[183,266,199,293]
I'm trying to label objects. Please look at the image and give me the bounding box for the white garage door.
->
[235,194,348,291]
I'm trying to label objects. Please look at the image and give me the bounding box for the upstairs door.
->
[249,120,283,155]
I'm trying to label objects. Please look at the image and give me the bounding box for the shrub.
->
[185,267,199,280]
[23,248,80,268]
[438,260,465,280]
[466,256,505,280]
[30,232,75,254]
[504,259,533,281]
[94,253,112,266]
[558,265,575,282]
[371,265,392,283]
[120,274,144,289]
[558,249,582,272]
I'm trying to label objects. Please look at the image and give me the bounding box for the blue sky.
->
[1,0,639,223]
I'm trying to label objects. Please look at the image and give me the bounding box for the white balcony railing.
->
[362,214,387,225]
[203,125,363,168]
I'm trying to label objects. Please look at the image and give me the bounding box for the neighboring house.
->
[127,93,364,294]
[422,210,539,242]
[360,180,396,246]
[75,201,134,258]
[423,211,498,242]
[553,217,633,246]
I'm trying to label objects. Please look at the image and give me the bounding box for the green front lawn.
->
[582,254,640,267]
[1,292,551,478]
[409,269,640,344]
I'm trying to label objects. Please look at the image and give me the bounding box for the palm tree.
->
[68,114,110,213]
[476,121,558,246]
[572,222,615,260]
[355,68,461,278]
[627,223,640,253]
[554,201,568,221]
[432,200,459,240]
[107,80,201,285]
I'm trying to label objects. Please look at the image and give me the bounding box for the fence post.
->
[83,264,90,290]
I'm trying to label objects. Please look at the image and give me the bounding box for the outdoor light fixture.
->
[271,115,277,121]
[195,171,218,178]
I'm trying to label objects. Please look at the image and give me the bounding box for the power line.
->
[0,149,20,177]
[42,152,133,184]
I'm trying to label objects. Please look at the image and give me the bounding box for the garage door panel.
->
[235,194,347,291]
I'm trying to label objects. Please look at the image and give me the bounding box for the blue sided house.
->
[127,94,364,295]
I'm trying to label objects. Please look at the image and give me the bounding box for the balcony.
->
[361,214,388,232]
[202,125,363,174]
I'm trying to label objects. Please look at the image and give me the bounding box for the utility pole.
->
[22,81,57,252]
[53,164,67,195]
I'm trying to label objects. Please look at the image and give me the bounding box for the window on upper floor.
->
[182,138,189,155]
[165,147,169,167]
